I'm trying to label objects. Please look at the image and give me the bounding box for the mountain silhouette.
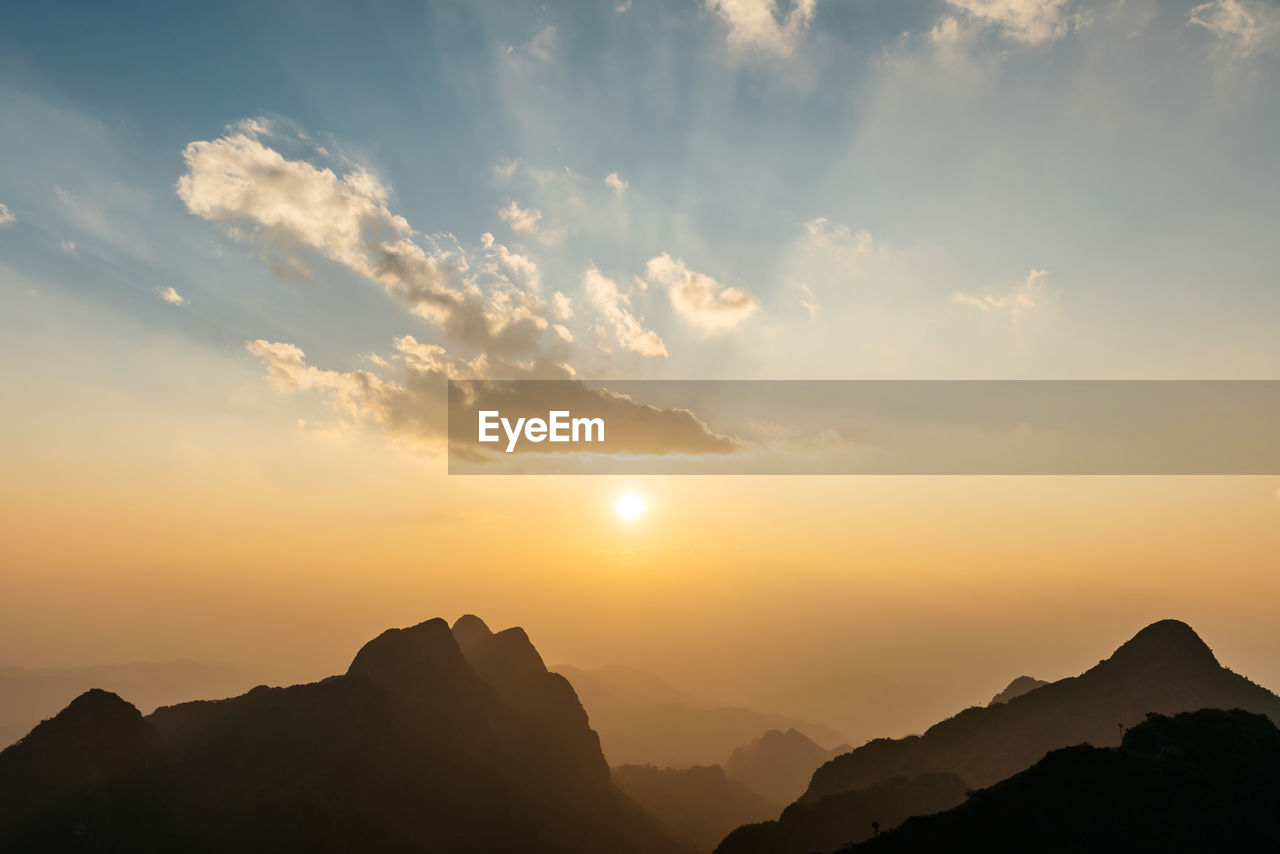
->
[0,617,690,854]
[0,660,252,749]
[612,764,778,853]
[987,675,1048,705]
[724,728,850,805]
[554,665,843,768]
[845,708,1280,852]
[715,772,966,854]
[804,620,1280,802]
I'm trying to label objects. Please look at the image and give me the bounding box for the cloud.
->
[480,231,541,292]
[645,253,759,334]
[705,0,818,57]
[448,379,740,462]
[943,0,1076,45]
[498,200,544,235]
[525,25,557,62]
[0,203,15,227]
[952,268,1051,321]
[616,0,632,12]
[605,172,629,194]
[60,240,76,252]
[246,338,735,459]
[803,216,873,262]
[583,265,668,358]
[156,286,185,305]
[798,283,820,318]
[177,124,556,357]
[1190,0,1280,57]
[550,291,574,320]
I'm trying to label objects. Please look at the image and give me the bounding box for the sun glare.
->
[614,492,646,522]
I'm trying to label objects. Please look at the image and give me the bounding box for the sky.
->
[2,0,1280,741]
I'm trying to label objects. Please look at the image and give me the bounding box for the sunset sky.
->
[2,0,1279,741]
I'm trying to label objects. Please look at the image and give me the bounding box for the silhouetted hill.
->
[612,764,778,853]
[845,709,1280,853]
[988,675,1048,705]
[0,660,251,749]
[724,728,850,805]
[804,620,1280,802]
[716,773,966,854]
[554,665,843,767]
[0,618,691,854]
[0,689,177,852]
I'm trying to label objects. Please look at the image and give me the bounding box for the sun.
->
[614,492,646,522]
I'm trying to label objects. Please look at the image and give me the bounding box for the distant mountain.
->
[804,620,1280,802]
[554,665,843,768]
[612,764,778,853]
[716,773,966,854]
[0,660,251,749]
[846,709,1280,852]
[0,617,691,854]
[987,675,1048,705]
[724,728,850,805]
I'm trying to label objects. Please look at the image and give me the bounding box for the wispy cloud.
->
[705,0,818,57]
[952,269,1051,321]
[1190,0,1280,57]
[0,203,15,227]
[943,0,1077,45]
[646,253,759,334]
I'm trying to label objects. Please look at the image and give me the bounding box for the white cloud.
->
[178,124,557,357]
[645,252,760,333]
[493,158,520,179]
[551,290,574,320]
[605,172,629,194]
[616,0,632,12]
[60,240,76,252]
[583,265,668,357]
[156,286,185,305]
[706,0,818,57]
[480,232,541,292]
[952,268,1051,321]
[498,200,544,235]
[944,0,1075,45]
[1190,0,1280,57]
[0,203,15,227]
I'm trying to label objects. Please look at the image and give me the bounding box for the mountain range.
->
[716,619,1280,854]
[847,708,1280,852]
[0,616,690,854]
[553,664,844,768]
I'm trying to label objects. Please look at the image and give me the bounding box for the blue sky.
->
[3,0,1280,449]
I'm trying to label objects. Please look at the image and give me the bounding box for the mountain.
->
[0,660,251,749]
[612,764,778,853]
[716,773,967,854]
[554,665,843,768]
[987,675,1048,705]
[846,708,1280,852]
[0,617,691,854]
[804,620,1280,802]
[724,728,850,805]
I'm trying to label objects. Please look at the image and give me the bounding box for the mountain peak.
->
[1106,619,1218,671]
[452,614,492,646]
[345,617,466,694]
[990,676,1050,706]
